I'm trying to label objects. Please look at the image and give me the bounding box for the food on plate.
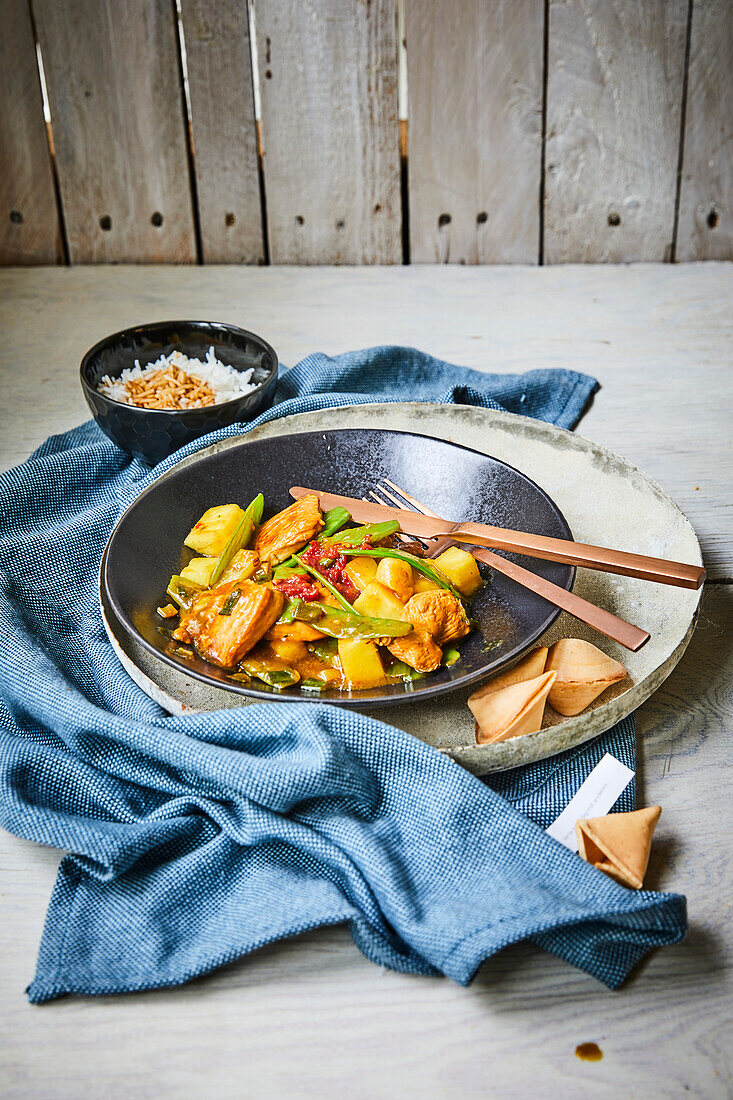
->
[545,638,626,716]
[159,494,485,692]
[97,348,259,410]
[432,546,483,597]
[469,671,556,744]
[173,581,284,668]
[400,590,471,646]
[375,557,413,601]
[255,494,324,566]
[575,806,661,889]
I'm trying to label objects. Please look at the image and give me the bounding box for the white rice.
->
[98,347,259,407]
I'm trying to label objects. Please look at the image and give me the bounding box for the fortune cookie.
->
[575,806,662,890]
[470,670,556,745]
[468,647,548,702]
[545,638,626,716]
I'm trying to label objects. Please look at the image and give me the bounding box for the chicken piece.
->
[174,580,284,668]
[217,548,260,586]
[266,620,326,642]
[254,494,323,566]
[402,590,470,646]
[386,628,443,674]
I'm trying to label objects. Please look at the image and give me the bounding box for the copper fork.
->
[367,479,651,652]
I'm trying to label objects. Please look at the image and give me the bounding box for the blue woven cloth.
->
[0,347,685,1003]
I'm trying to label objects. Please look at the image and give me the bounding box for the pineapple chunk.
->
[344,556,378,591]
[218,549,259,586]
[411,569,441,595]
[375,557,413,601]
[180,556,217,587]
[353,580,407,620]
[269,639,310,663]
[184,504,245,556]
[433,546,483,596]
[338,638,387,689]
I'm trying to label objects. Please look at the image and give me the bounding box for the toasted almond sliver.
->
[122,365,216,410]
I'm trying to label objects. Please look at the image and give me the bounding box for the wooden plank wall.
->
[543,0,688,263]
[179,0,264,264]
[32,0,196,263]
[676,0,733,260]
[406,0,544,264]
[0,0,62,264]
[255,0,401,264]
[0,0,730,266]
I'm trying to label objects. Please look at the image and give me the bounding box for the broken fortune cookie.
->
[575,806,662,890]
[470,670,556,745]
[546,638,626,717]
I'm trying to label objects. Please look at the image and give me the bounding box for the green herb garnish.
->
[219,588,243,616]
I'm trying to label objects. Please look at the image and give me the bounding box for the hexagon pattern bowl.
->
[80,319,278,465]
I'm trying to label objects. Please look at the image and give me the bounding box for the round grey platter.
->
[100,402,703,775]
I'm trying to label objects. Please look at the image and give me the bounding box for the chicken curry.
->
[159,493,485,693]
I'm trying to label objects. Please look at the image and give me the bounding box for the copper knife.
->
[289,486,706,590]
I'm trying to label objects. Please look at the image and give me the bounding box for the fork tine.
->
[381,478,440,519]
[365,489,434,549]
[377,480,455,558]
[374,483,413,510]
[367,487,394,508]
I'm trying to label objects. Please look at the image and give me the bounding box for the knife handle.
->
[470,547,650,651]
[451,523,706,591]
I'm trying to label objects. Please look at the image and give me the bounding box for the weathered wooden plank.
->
[179,0,263,264]
[676,0,733,260]
[405,0,544,264]
[0,0,62,264]
[32,0,196,263]
[255,0,401,264]
[544,0,688,263]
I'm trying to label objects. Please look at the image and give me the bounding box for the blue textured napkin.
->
[0,347,685,1003]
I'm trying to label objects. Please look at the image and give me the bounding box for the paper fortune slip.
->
[546,753,635,852]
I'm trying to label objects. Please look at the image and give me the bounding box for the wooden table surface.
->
[0,264,731,1099]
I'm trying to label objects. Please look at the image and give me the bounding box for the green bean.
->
[280,597,412,640]
[442,648,461,666]
[386,660,425,682]
[271,563,308,581]
[278,598,324,623]
[321,520,400,548]
[313,612,412,640]
[292,553,358,614]
[310,639,339,664]
[240,661,300,688]
[319,506,351,539]
[209,492,264,586]
[301,678,326,692]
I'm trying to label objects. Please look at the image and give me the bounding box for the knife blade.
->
[290,486,706,590]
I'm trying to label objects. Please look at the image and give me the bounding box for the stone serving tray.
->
[100,402,703,775]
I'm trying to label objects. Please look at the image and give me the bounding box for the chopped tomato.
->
[273,576,320,601]
[299,540,361,602]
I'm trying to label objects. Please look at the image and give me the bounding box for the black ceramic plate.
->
[103,428,575,707]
